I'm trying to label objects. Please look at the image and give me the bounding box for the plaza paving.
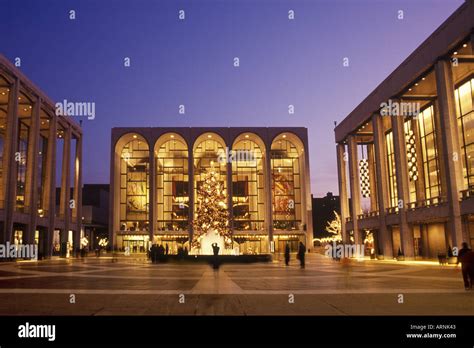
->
[0,253,472,315]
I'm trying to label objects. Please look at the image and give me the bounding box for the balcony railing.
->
[461,187,474,200]
[386,206,399,214]
[357,211,379,219]
[407,196,446,210]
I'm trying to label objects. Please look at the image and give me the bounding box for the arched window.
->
[119,135,149,232]
[271,133,304,231]
[155,133,189,231]
[193,133,227,216]
[231,133,265,231]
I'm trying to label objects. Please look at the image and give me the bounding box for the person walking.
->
[284,243,290,266]
[458,242,474,290]
[297,242,306,269]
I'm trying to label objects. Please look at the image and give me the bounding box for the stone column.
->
[432,102,448,199]
[24,96,41,245]
[372,114,393,258]
[435,59,465,248]
[336,143,349,244]
[226,160,233,238]
[73,134,83,250]
[303,143,313,251]
[59,125,71,253]
[3,77,19,243]
[264,143,274,252]
[391,112,415,258]
[347,135,362,245]
[43,114,57,257]
[149,147,156,245]
[188,147,194,244]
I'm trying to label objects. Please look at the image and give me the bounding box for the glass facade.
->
[0,76,9,209]
[455,78,474,189]
[16,92,32,212]
[385,131,398,208]
[404,120,417,203]
[232,137,265,231]
[193,135,227,217]
[271,138,302,230]
[119,138,150,232]
[417,105,441,200]
[156,135,189,231]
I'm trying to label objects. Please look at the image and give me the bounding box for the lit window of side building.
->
[334,1,474,260]
[110,127,313,255]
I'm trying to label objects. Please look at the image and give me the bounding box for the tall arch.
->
[154,133,189,235]
[114,133,150,247]
[270,132,306,237]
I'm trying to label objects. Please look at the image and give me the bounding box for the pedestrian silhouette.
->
[211,242,220,269]
[458,242,474,290]
[297,242,306,269]
[284,243,290,266]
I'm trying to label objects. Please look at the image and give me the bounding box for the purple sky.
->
[0,0,464,196]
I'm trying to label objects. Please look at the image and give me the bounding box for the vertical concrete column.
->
[73,134,83,250]
[226,160,234,241]
[433,102,448,199]
[336,143,349,244]
[3,77,19,243]
[24,96,41,244]
[188,147,194,243]
[372,114,393,257]
[303,143,313,251]
[435,59,465,248]
[148,146,156,245]
[391,113,415,258]
[367,144,377,211]
[43,114,57,257]
[59,125,71,249]
[347,135,362,245]
[264,143,274,252]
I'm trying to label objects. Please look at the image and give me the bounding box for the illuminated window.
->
[385,131,398,208]
[232,135,265,231]
[455,78,474,188]
[417,105,440,199]
[404,120,417,203]
[37,110,51,213]
[0,76,10,209]
[120,138,149,232]
[271,136,302,230]
[156,134,189,231]
[16,92,32,212]
[193,133,227,217]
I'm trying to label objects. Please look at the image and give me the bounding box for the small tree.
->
[313,211,342,243]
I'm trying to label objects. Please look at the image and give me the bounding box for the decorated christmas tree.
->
[192,163,232,249]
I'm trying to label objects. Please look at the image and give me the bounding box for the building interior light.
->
[454,51,458,55]
[133,135,137,139]
[463,43,468,48]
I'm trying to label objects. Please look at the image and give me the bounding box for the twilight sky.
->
[0,0,464,196]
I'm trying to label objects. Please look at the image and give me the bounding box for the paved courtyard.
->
[0,253,472,315]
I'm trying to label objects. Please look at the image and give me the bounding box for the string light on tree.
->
[192,162,232,249]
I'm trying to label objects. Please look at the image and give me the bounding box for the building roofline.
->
[0,54,82,135]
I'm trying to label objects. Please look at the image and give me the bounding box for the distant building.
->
[312,192,340,240]
[82,184,109,250]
